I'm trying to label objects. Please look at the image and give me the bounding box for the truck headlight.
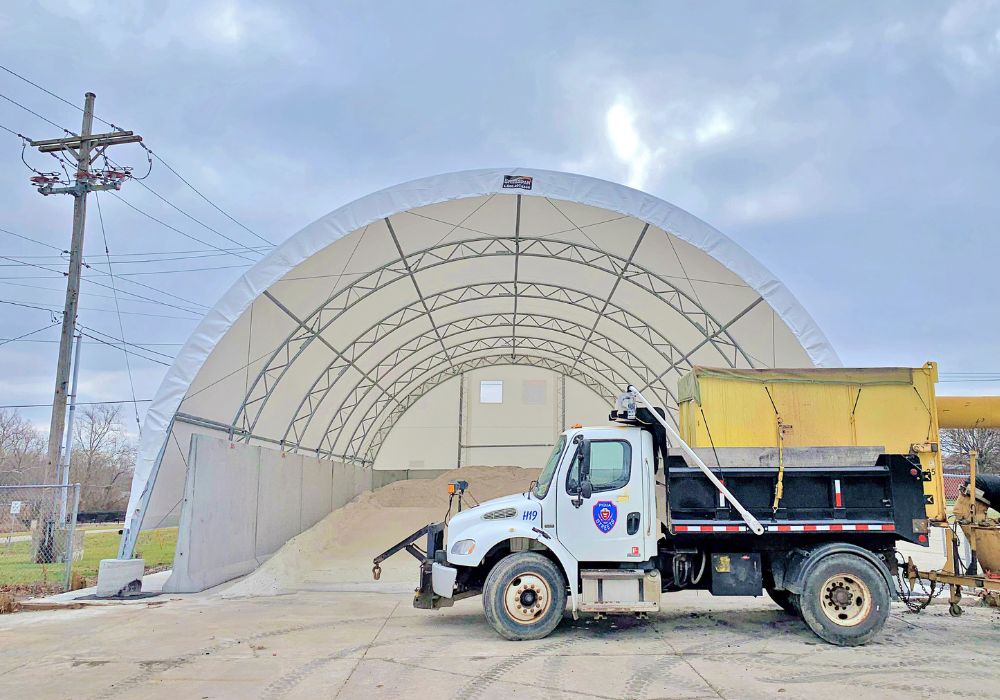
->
[450,539,475,556]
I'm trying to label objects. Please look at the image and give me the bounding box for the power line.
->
[147,151,274,246]
[106,191,260,263]
[112,262,251,277]
[0,336,183,347]
[0,65,97,125]
[128,176,268,255]
[0,120,31,140]
[0,279,206,310]
[0,319,179,360]
[0,91,73,134]
[0,295,199,320]
[94,193,142,431]
[77,330,171,367]
[8,248,267,263]
[0,225,64,252]
[940,372,1000,376]
[0,298,57,313]
[76,324,176,360]
[0,321,59,348]
[0,399,153,409]
[0,238,211,310]
[0,253,207,314]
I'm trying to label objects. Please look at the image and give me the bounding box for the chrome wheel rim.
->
[503,572,550,624]
[820,573,872,627]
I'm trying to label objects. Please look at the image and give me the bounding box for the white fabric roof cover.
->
[122,168,839,549]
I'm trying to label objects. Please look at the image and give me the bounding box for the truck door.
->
[557,429,646,562]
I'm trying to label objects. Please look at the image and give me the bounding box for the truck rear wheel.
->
[765,586,800,616]
[799,554,890,646]
[482,552,566,641]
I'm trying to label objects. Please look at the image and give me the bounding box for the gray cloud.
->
[1,0,999,436]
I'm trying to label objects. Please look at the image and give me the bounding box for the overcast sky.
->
[1,1,999,434]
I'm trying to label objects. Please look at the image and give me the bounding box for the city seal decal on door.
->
[593,500,617,533]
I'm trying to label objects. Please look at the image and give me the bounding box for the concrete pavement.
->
[1,585,998,699]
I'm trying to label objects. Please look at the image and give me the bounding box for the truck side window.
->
[567,440,631,494]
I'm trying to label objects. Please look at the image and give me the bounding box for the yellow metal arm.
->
[937,396,1000,429]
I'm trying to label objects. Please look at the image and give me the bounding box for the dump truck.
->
[374,366,951,646]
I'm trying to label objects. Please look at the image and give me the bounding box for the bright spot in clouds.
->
[605,100,654,190]
[694,110,735,143]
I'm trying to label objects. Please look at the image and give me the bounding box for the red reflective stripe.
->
[835,493,843,507]
[834,479,843,507]
[677,522,895,533]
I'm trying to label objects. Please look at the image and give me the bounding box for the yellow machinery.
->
[676,361,1000,614]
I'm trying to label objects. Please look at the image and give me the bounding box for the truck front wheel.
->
[482,552,567,640]
[799,553,890,646]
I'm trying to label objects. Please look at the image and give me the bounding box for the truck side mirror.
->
[571,441,592,508]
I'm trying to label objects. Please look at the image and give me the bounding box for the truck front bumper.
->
[411,523,459,609]
[371,521,480,610]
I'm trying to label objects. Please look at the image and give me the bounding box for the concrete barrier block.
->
[301,456,333,531]
[256,449,303,561]
[97,558,145,597]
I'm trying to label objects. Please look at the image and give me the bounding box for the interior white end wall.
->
[374,367,612,472]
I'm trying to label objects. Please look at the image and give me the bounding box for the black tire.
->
[765,586,800,616]
[799,553,890,646]
[482,552,567,641]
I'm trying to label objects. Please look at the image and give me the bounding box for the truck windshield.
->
[532,434,567,499]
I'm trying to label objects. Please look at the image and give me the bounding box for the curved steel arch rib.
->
[358,354,622,465]
[233,235,756,437]
[282,282,700,448]
[332,334,677,461]
[313,317,677,456]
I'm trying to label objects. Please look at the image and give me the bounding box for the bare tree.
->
[0,409,45,485]
[72,405,137,512]
[940,428,1000,475]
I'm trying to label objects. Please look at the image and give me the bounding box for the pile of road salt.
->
[221,465,539,597]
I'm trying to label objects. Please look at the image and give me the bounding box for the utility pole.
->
[28,93,141,486]
[27,93,140,561]
[58,329,82,524]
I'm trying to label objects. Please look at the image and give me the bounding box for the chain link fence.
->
[0,484,81,592]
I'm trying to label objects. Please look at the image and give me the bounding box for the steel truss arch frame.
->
[235,235,756,438]
[334,333,675,462]
[280,280,703,449]
[359,354,622,465]
[314,315,677,457]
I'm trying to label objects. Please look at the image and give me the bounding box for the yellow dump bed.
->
[676,363,945,520]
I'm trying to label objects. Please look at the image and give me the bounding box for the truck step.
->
[580,569,661,613]
[578,601,659,613]
[580,568,647,580]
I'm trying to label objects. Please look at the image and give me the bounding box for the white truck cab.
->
[441,425,660,619]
